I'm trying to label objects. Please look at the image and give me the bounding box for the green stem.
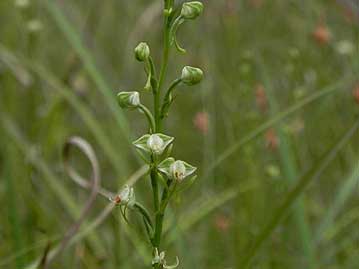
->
[139,104,155,133]
[151,3,175,265]
[134,202,153,230]
[161,78,182,118]
[148,56,157,80]
[160,181,178,212]
[153,181,170,248]
[154,0,173,133]
[151,169,160,214]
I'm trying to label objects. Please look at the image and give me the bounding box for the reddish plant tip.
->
[352,84,359,105]
[249,0,264,9]
[113,195,122,204]
[342,6,358,24]
[265,128,279,151]
[214,214,231,232]
[193,111,209,135]
[224,0,237,16]
[312,23,332,45]
[255,83,268,114]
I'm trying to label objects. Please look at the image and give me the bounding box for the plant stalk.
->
[154,0,173,133]
[150,2,174,264]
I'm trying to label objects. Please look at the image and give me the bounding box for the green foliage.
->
[1,0,359,268]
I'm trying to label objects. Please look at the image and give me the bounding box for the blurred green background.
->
[1,0,359,268]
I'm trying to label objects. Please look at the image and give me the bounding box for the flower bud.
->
[117,91,140,109]
[117,185,135,207]
[158,158,197,182]
[181,1,204,20]
[181,66,203,86]
[133,133,174,155]
[134,42,150,62]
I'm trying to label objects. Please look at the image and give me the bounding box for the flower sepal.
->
[152,248,179,269]
[158,158,197,182]
[117,91,141,109]
[133,133,174,156]
[111,185,136,208]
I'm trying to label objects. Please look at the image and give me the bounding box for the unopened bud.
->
[181,66,203,86]
[117,91,140,109]
[181,1,204,20]
[134,42,150,62]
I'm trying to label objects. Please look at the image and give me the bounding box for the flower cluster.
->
[115,1,204,268]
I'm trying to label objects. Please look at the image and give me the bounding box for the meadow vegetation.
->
[1,0,359,268]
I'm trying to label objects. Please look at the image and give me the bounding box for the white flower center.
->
[119,186,130,203]
[147,134,164,154]
[171,161,186,181]
[119,185,134,205]
[129,92,140,106]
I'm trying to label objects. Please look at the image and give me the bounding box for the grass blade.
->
[239,119,359,268]
[314,160,359,245]
[1,139,25,268]
[259,59,316,268]
[207,77,354,175]
[0,44,129,178]
[43,0,130,139]
[0,115,106,256]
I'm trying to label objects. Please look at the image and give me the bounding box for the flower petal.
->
[183,161,197,178]
[158,157,175,178]
[133,134,151,153]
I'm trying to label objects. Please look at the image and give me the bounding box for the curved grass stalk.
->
[24,169,149,269]
[1,115,106,255]
[1,115,150,267]
[43,137,101,269]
